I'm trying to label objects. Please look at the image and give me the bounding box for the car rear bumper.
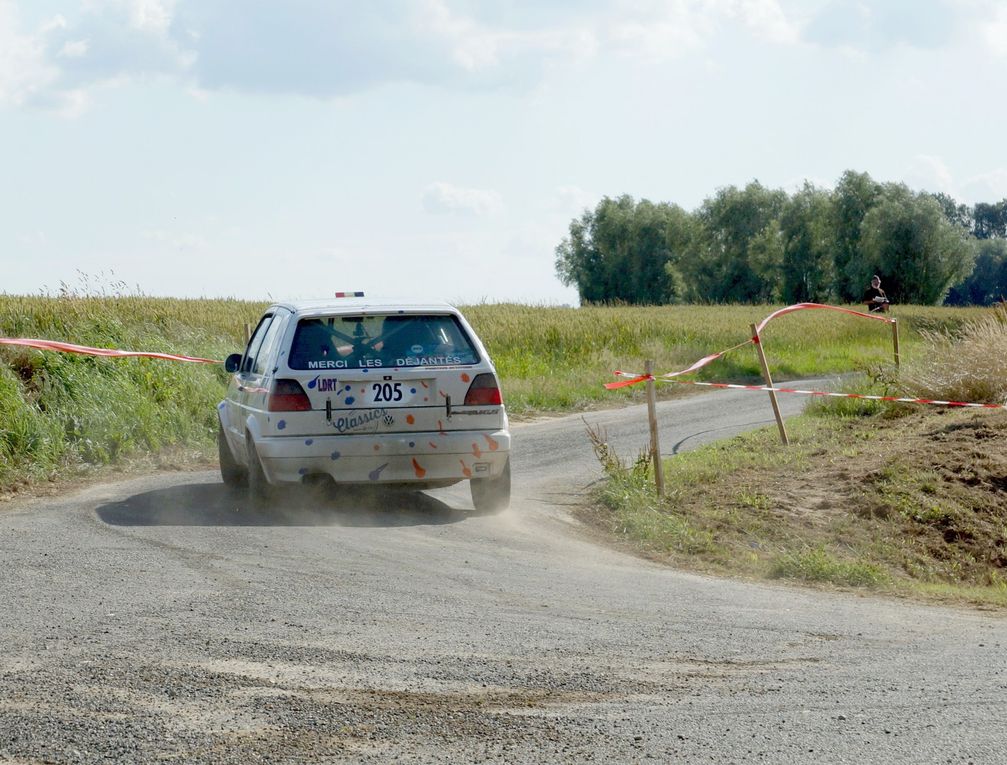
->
[254,429,510,485]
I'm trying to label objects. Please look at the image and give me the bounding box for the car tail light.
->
[464,373,503,406]
[268,379,312,411]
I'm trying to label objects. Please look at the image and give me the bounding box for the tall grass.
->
[0,294,265,489]
[464,303,982,414]
[900,304,1007,405]
[0,293,990,492]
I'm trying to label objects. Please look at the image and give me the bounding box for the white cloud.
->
[975,0,1007,56]
[607,1,712,59]
[902,155,1007,204]
[906,154,956,196]
[422,181,504,216]
[960,169,1007,204]
[0,0,811,112]
[0,0,191,114]
[422,1,597,74]
[58,39,89,58]
[0,1,58,108]
[607,0,798,60]
[550,185,597,215]
[727,0,800,44]
[125,0,175,34]
[52,0,192,82]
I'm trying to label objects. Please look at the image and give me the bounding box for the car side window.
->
[252,314,285,375]
[241,315,273,374]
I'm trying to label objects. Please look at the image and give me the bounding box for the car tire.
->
[218,426,247,489]
[246,434,273,503]
[470,457,510,512]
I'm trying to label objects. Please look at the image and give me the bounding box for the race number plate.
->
[363,379,428,405]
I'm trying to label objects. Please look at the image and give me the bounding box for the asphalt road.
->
[1,385,1005,763]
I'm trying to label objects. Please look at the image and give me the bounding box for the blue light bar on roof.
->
[334,291,365,298]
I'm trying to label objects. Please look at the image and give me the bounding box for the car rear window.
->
[288,314,480,370]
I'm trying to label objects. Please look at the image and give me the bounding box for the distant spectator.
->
[863,275,890,313]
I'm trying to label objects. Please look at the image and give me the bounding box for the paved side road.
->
[1,386,1005,763]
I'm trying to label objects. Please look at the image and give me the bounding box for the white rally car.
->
[217,296,511,511]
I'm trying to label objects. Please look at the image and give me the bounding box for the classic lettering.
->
[307,359,349,369]
[332,408,387,434]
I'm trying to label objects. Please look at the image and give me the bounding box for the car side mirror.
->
[224,353,242,373]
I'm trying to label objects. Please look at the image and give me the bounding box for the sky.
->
[2,0,1007,304]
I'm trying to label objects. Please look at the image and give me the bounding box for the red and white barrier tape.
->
[0,337,220,364]
[627,376,1004,410]
[604,302,1003,409]
[605,303,894,391]
[755,302,893,334]
[604,339,753,389]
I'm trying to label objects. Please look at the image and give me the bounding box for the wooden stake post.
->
[644,359,665,497]
[891,318,900,368]
[749,324,789,446]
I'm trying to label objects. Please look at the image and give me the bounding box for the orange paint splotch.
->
[411,458,426,478]
[420,381,429,388]
[471,443,482,458]
[406,414,415,425]
[438,390,447,399]
[460,372,470,382]
[483,434,499,451]
[373,444,381,451]
[459,460,472,478]
[428,441,438,449]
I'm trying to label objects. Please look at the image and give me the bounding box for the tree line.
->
[555,170,1007,306]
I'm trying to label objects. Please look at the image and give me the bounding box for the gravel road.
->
[2,386,1005,763]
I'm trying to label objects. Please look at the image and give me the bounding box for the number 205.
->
[372,382,403,402]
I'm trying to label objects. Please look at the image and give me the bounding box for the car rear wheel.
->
[218,426,247,489]
[470,458,510,512]
[246,435,273,503]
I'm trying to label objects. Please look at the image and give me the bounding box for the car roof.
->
[269,297,460,317]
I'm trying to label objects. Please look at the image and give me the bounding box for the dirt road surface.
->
[2,387,1005,763]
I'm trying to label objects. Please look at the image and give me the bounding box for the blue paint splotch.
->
[277,420,287,430]
[368,463,389,481]
[330,450,341,460]
[305,439,314,446]
[307,376,319,389]
[298,467,309,475]
[217,402,225,410]
[345,396,355,405]
[408,441,415,448]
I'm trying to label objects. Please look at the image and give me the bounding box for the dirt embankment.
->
[581,407,1007,604]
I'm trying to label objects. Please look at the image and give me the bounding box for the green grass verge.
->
[0,294,265,491]
[585,383,1007,608]
[769,548,888,588]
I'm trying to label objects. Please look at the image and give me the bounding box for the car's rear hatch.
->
[267,311,504,437]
